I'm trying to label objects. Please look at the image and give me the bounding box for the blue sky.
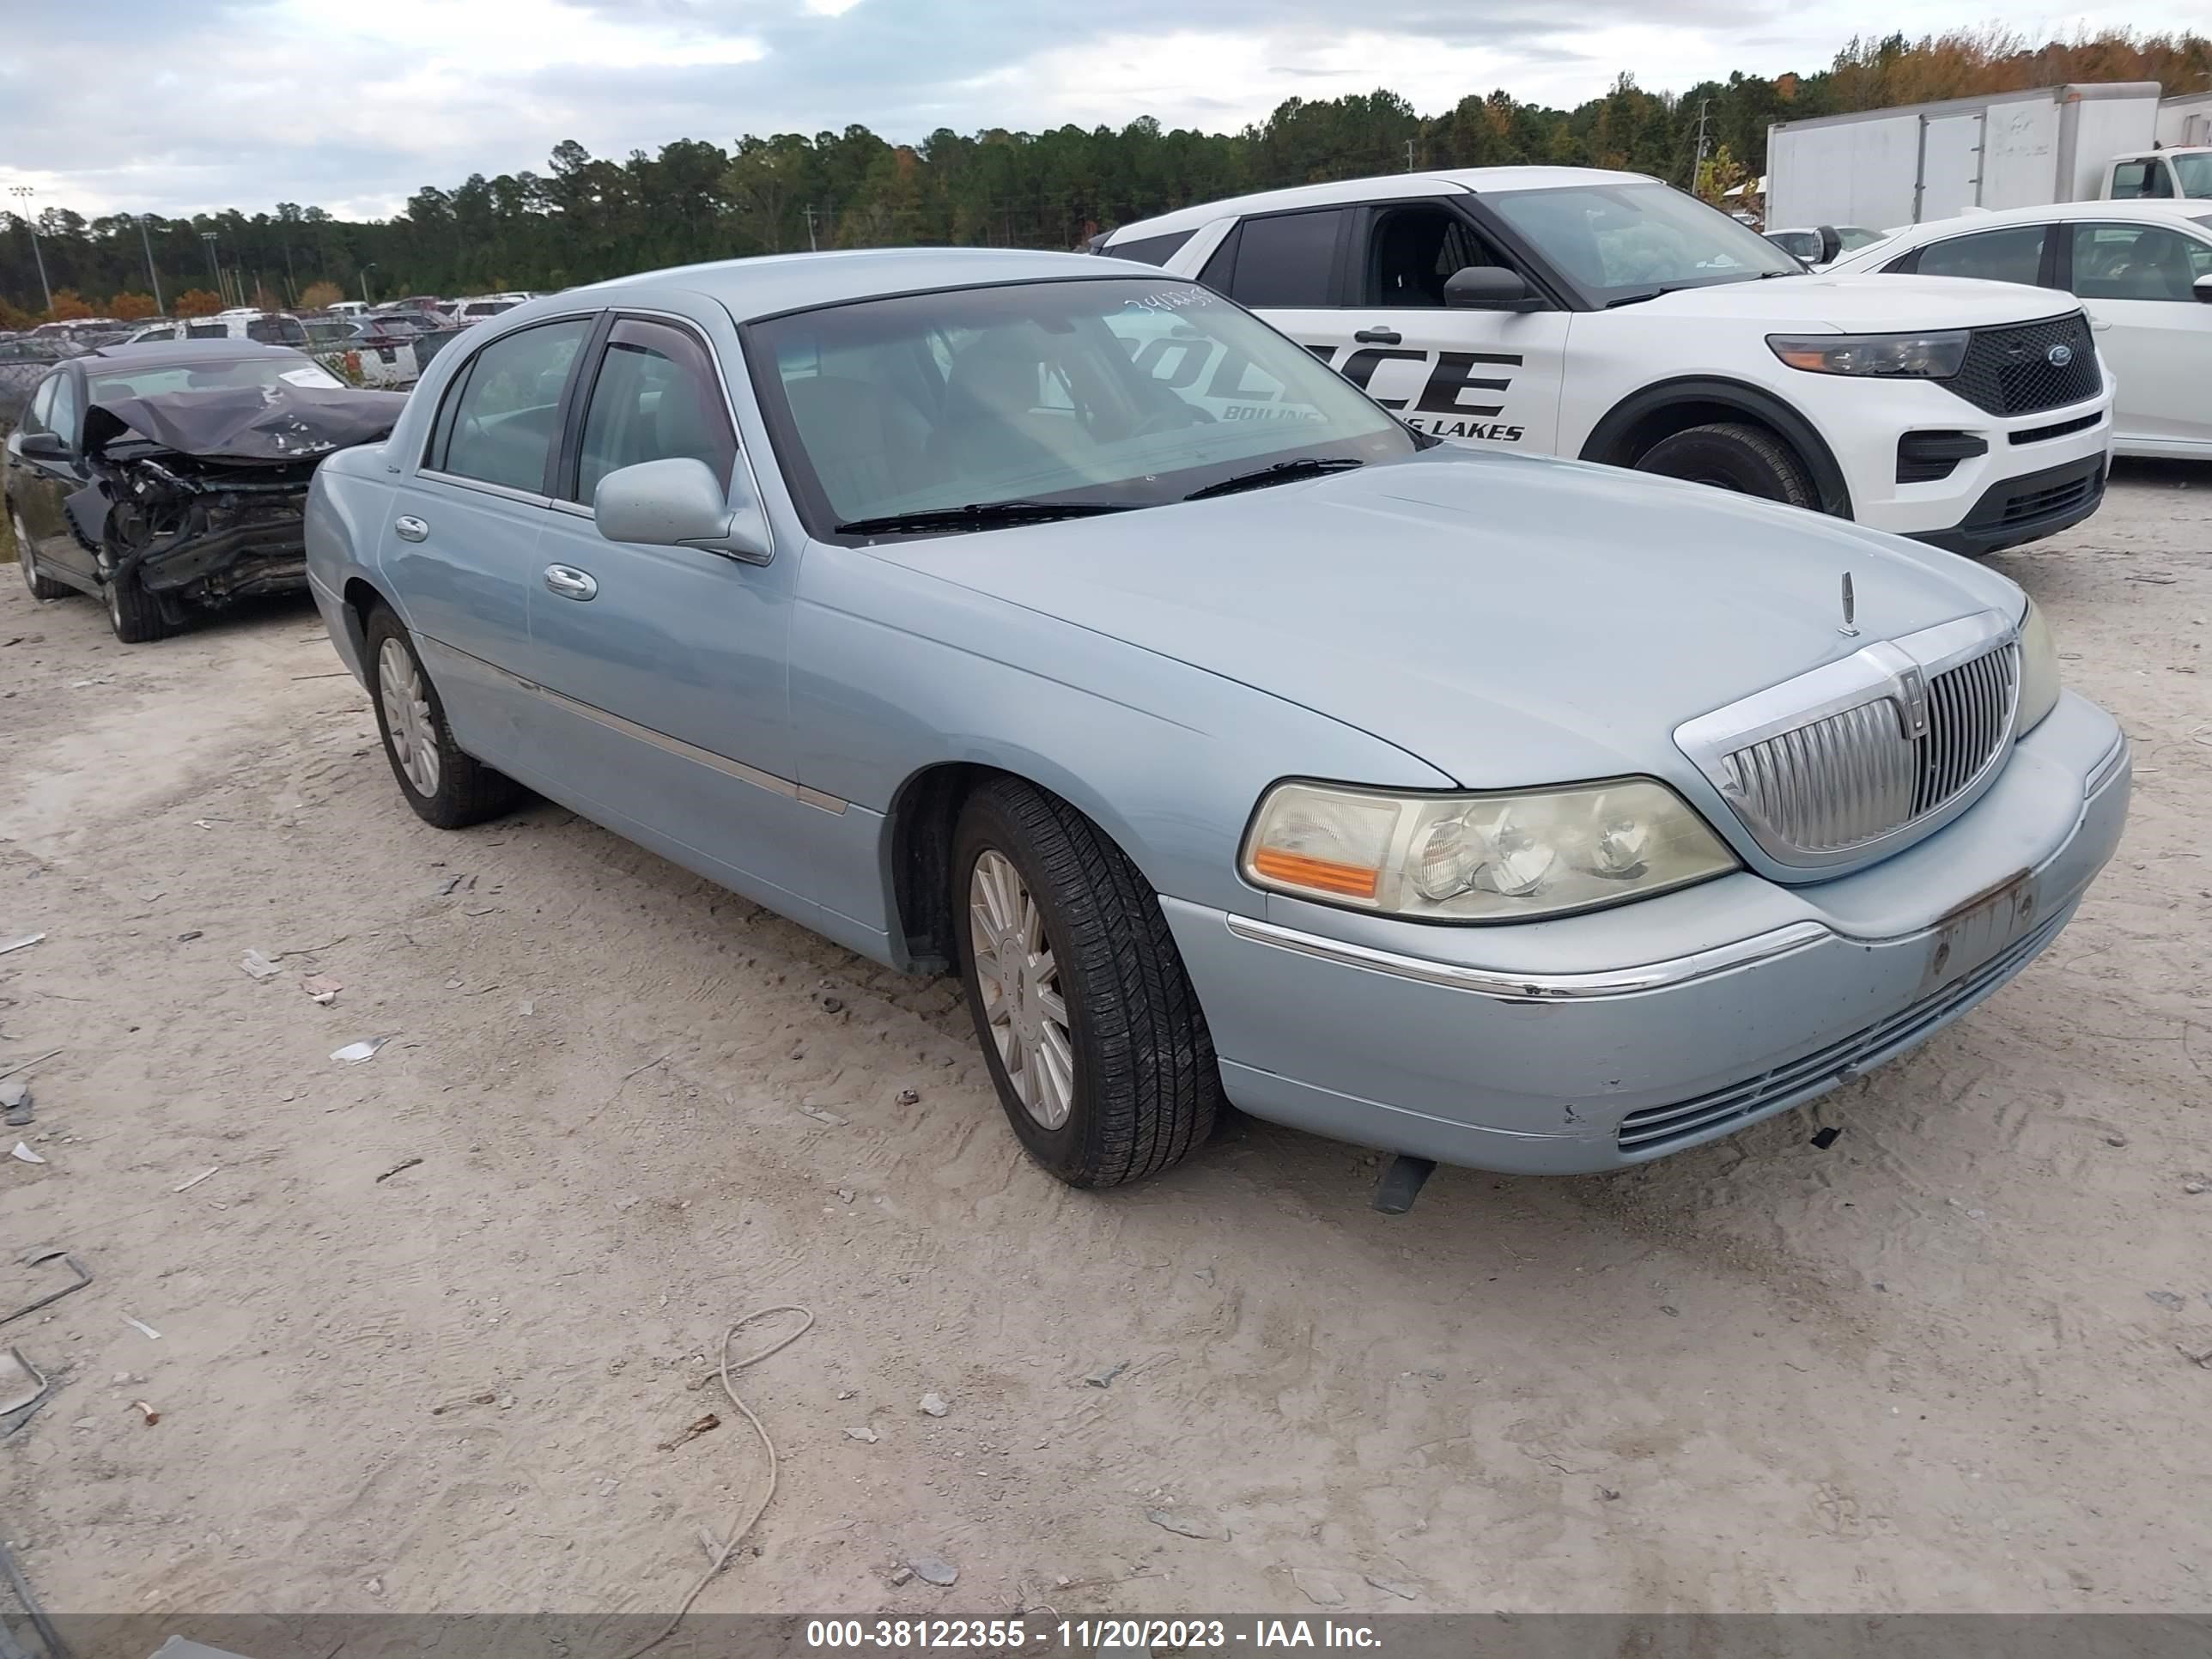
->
[1,0,2145,219]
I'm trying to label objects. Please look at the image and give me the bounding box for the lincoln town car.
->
[302,249,2129,1206]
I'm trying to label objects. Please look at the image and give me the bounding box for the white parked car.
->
[1826,199,2212,461]
[448,292,539,325]
[1100,167,2116,557]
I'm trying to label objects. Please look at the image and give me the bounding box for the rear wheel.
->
[952,777,1220,1188]
[364,605,525,829]
[1635,421,1818,509]
[11,510,72,603]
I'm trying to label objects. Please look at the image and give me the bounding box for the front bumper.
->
[1164,690,2129,1175]
[1821,375,2112,544]
[1912,453,2108,558]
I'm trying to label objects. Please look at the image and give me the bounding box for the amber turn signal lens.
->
[1249,848,1379,899]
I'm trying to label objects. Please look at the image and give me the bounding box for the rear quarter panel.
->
[304,443,400,680]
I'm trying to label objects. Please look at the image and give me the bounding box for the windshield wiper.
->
[834,499,1134,537]
[1183,457,1365,501]
[1604,289,1667,308]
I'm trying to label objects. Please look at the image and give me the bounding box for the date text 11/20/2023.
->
[804,1618,1384,1650]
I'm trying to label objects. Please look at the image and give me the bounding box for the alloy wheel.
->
[968,848,1074,1129]
[377,636,442,798]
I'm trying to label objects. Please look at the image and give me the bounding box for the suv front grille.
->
[1948,313,2100,416]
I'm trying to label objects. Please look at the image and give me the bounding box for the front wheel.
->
[100,555,173,644]
[364,605,525,829]
[1634,421,1818,509]
[953,778,1220,1188]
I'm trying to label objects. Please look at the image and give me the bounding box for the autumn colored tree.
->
[44,289,94,320]
[0,295,34,331]
[299,279,343,309]
[171,288,222,317]
[108,290,161,319]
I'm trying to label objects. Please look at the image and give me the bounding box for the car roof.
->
[77,340,310,372]
[1103,167,1656,241]
[1878,199,2212,238]
[548,246,1146,325]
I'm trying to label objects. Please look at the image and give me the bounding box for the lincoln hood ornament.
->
[1838,570,1858,637]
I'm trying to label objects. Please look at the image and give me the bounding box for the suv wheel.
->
[1635,422,1817,509]
[952,777,1220,1188]
[11,510,72,602]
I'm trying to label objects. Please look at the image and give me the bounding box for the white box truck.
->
[2160,91,2212,148]
[1765,82,2208,231]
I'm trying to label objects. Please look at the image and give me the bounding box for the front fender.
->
[789,544,1452,934]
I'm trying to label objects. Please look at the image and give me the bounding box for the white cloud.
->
[0,1,2157,218]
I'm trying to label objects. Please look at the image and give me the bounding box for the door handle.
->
[544,563,599,601]
[1352,326,1404,344]
[393,514,428,542]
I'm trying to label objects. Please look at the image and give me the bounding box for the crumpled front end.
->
[65,382,407,617]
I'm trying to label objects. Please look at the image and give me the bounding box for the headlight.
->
[2016,597,2060,734]
[1767,331,1970,379]
[1241,778,1739,923]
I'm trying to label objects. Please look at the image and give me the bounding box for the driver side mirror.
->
[17,430,69,461]
[1443,265,1543,313]
[1814,224,1844,266]
[2196,273,2212,305]
[594,456,771,563]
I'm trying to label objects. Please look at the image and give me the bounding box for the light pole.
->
[8,185,53,315]
[200,229,222,305]
[138,214,164,313]
[360,262,377,304]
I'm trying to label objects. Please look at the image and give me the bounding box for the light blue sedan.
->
[303,248,2129,1206]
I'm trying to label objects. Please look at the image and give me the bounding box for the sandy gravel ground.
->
[0,465,2208,1623]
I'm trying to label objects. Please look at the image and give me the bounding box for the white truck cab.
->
[2104,148,2212,202]
[1100,167,2117,556]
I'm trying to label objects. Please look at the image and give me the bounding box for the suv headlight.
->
[2016,597,2060,734]
[1767,331,1970,379]
[1242,779,1738,923]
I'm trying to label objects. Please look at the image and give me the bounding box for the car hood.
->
[1646,272,2075,329]
[872,449,2021,790]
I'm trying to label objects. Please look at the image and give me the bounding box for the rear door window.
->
[430,317,592,493]
[1223,210,1348,308]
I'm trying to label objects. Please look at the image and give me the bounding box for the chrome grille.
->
[1675,611,2022,870]
[1914,645,2016,817]
[1719,641,2016,858]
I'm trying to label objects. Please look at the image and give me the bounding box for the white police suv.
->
[1098,167,2116,556]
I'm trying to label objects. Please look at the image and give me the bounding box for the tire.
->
[363,605,525,829]
[10,509,73,603]
[1634,421,1818,509]
[952,777,1220,1188]
[100,557,173,644]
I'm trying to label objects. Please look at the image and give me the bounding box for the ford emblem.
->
[2047,343,2075,368]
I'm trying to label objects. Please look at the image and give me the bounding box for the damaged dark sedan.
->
[5,342,406,641]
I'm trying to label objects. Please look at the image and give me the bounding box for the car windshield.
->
[749,276,1419,538]
[88,357,344,400]
[2176,153,2212,198]
[1486,182,1802,301]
